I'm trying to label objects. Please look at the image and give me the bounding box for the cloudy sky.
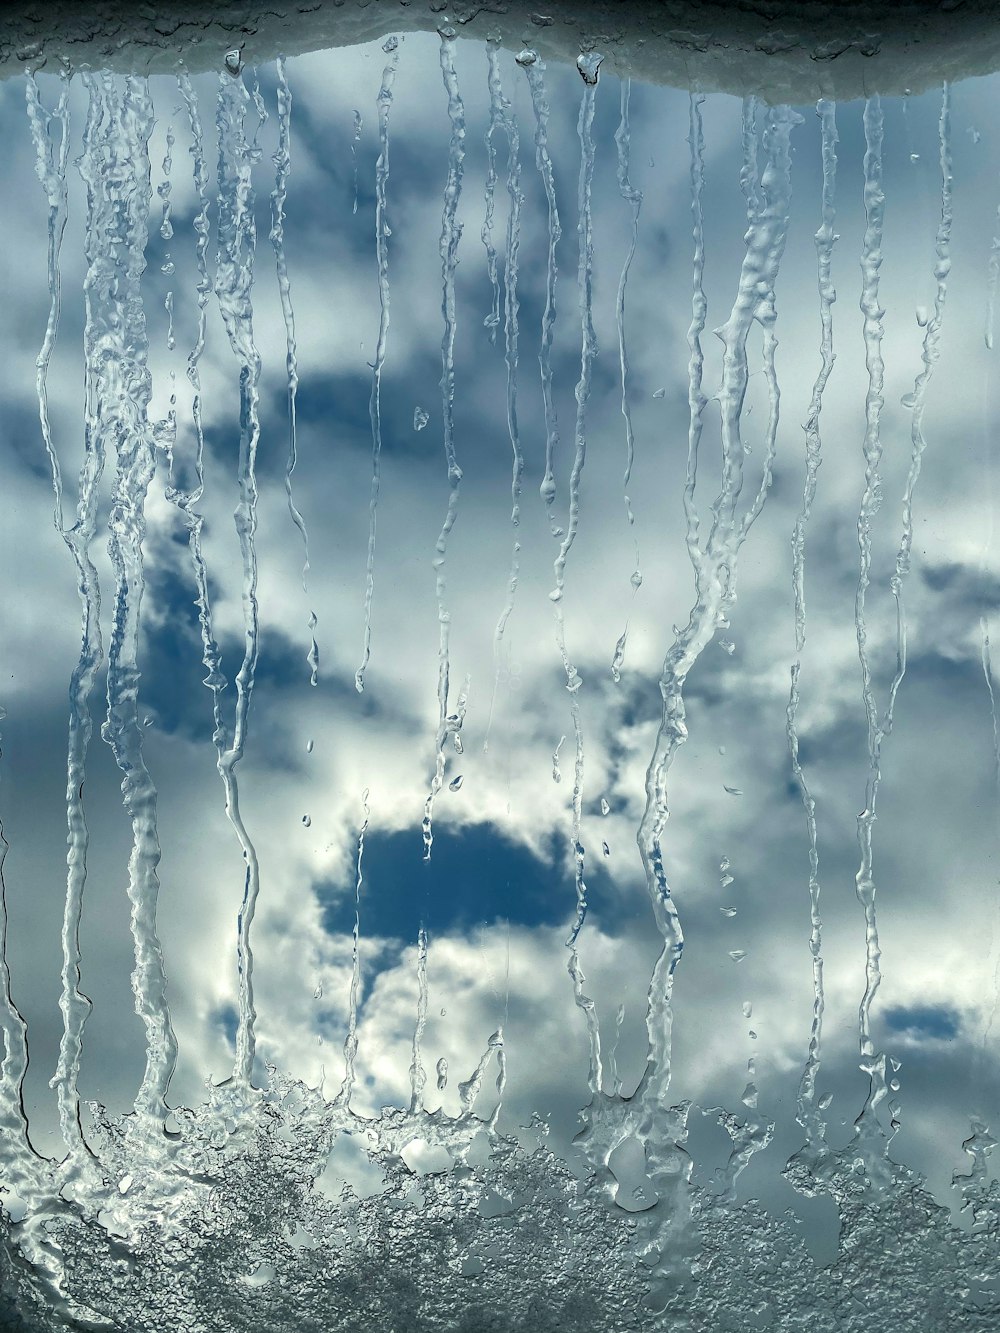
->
[0,28,998,1251]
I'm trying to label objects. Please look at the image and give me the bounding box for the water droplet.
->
[720,906,737,917]
[720,856,730,871]
[915,305,929,326]
[729,950,747,963]
[600,798,610,816]
[449,774,463,792]
[382,35,399,52]
[302,814,312,828]
[742,1001,753,1018]
[909,151,920,163]
[720,873,735,888]
[900,391,917,408]
[313,983,323,1000]
[718,639,735,655]
[718,745,726,756]
[142,715,154,728]
[576,52,603,84]
[440,1008,447,1017]
[306,739,314,753]
[651,387,666,399]
[515,48,538,66]
[969,126,982,144]
[723,785,743,797]
[602,841,610,857]
[160,260,175,275]
[890,1057,902,1072]
[413,406,429,431]
[748,1030,757,1040]
[436,1057,449,1090]
[890,1077,901,1092]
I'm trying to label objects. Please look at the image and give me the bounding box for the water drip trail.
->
[482,45,524,754]
[170,71,229,774]
[553,54,603,1100]
[355,54,398,695]
[610,77,643,684]
[421,32,466,862]
[683,93,708,578]
[214,67,267,1089]
[481,52,501,345]
[338,790,369,1107]
[351,109,362,216]
[26,72,103,1158]
[0,707,33,1183]
[408,926,429,1113]
[158,114,176,350]
[848,89,952,1162]
[519,52,562,540]
[786,99,837,1160]
[90,74,177,1124]
[634,104,798,1125]
[269,57,317,684]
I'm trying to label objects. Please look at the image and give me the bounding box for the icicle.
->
[356,54,398,694]
[421,32,466,862]
[610,77,643,683]
[483,44,524,753]
[269,57,316,682]
[338,790,368,1108]
[786,99,837,1166]
[408,926,429,1113]
[519,52,563,539]
[551,56,604,1101]
[90,74,177,1123]
[214,66,266,1089]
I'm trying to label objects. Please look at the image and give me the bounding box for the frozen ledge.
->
[1,0,999,100]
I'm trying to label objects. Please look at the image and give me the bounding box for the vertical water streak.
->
[852,86,952,1147]
[408,926,429,1113]
[481,48,501,345]
[25,73,71,532]
[338,790,369,1107]
[168,73,230,800]
[269,57,317,682]
[635,106,798,1122]
[683,93,708,579]
[351,109,362,216]
[519,53,563,538]
[421,33,466,862]
[554,58,602,1099]
[0,707,33,1177]
[483,45,524,752]
[215,68,266,1088]
[95,74,178,1122]
[610,77,643,683]
[26,73,103,1156]
[850,97,890,1153]
[787,99,837,1160]
[355,55,397,694]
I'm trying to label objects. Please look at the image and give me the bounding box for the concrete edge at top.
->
[2,0,1000,101]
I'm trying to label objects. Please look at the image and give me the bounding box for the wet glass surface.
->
[0,29,998,1329]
